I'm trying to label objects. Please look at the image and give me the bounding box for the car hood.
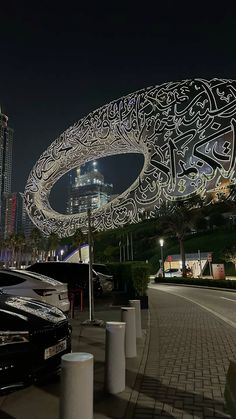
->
[0,294,67,330]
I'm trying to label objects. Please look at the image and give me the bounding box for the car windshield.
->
[93,264,111,275]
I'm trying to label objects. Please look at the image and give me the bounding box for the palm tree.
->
[0,236,5,265]
[15,232,26,268]
[47,232,60,261]
[156,198,203,277]
[29,228,45,263]
[72,229,85,262]
[222,246,236,273]
[7,234,18,267]
[0,236,9,267]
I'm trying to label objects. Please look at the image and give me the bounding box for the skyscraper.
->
[2,192,23,239]
[0,108,13,236]
[66,161,113,214]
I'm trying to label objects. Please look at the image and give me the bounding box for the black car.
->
[0,293,71,392]
[26,262,103,297]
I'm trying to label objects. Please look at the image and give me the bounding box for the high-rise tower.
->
[0,108,14,236]
[66,161,113,214]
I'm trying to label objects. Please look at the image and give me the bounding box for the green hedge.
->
[156,277,236,289]
[107,262,150,296]
[131,264,150,296]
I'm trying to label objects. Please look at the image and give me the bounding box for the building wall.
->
[20,192,35,237]
[0,112,13,196]
[2,192,35,239]
[2,192,23,238]
[0,111,13,237]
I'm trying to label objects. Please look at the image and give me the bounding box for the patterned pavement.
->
[128,288,235,418]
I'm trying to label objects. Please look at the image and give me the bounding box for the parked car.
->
[92,264,114,293]
[26,262,103,297]
[154,267,192,281]
[0,269,70,313]
[0,293,71,392]
[155,268,182,281]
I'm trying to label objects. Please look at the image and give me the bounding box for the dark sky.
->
[1,2,236,212]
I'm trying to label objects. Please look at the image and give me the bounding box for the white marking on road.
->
[220,297,236,303]
[149,284,236,329]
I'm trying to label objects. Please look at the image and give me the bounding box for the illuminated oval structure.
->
[24,78,236,237]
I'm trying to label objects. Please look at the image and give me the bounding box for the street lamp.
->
[159,239,165,279]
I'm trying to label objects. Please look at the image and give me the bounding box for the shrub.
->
[107,261,150,297]
[107,262,134,295]
[131,263,150,296]
[156,277,236,289]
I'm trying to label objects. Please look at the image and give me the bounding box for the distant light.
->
[159,239,164,247]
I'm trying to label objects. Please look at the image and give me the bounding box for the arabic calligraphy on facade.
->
[24,78,236,236]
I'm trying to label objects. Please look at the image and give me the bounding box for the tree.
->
[156,197,203,276]
[4,233,27,268]
[29,228,46,263]
[209,212,226,229]
[0,236,7,266]
[0,236,11,267]
[47,232,60,261]
[103,245,118,262]
[15,232,26,268]
[194,216,208,232]
[71,229,85,262]
[7,234,19,267]
[222,246,236,272]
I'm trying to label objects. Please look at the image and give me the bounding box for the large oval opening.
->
[49,153,144,214]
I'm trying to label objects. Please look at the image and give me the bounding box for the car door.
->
[0,271,32,296]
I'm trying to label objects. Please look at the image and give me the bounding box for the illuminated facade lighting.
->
[24,79,236,237]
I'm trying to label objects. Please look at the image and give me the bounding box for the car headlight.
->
[0,331,29,346]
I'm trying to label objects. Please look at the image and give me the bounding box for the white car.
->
[0,269,70,313]
[155,268,182,279]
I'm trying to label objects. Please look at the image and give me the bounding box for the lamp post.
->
[159,239,165,279]
[82,208,104,327]
[87,208,94,322]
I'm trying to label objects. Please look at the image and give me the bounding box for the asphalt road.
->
[149,283,236,329]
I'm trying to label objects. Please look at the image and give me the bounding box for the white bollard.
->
[105,321,126,394]
[60,352,93,419]
[121,307,137,358]
[129,299,142,338]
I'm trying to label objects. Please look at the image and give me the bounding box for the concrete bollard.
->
[121,307,137,358]
[60,352,94,419]
[129,299,142,338]
[105,321,126,394]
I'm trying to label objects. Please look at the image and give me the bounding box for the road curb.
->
[124,309,151,418]
[150,282,236,293]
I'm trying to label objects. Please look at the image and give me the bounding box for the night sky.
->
[1,2,236,212]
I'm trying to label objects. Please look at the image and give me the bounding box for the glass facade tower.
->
[66,161,113,214]
[0,109,13,237]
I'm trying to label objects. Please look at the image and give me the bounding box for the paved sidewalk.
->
[128,288,235,418]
